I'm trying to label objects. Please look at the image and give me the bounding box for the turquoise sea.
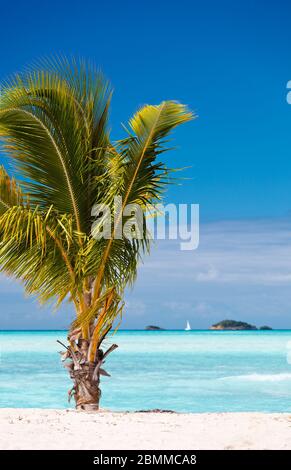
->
[1,330,291,412]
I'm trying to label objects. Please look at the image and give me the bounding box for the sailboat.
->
[185,320,191,331]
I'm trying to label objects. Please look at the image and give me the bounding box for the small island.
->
[259,325,273,330]
[210,320,257,330]
[145,325,165,331]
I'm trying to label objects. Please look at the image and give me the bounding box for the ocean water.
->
[1,330,291,412]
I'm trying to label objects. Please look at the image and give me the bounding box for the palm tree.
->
[0,58,193,410]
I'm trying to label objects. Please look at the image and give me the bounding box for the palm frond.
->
[90,101,194,306]
[0,59,112,234]
[0,165,24,214]
[0,205,79,304]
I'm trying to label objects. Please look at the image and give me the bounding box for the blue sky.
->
[1,0,291,328]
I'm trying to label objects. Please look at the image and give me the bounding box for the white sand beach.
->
[1,409,291,450]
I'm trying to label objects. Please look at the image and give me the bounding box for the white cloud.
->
[140,218,291,287]
[126,218,291,328]
[196,266,219,282]
[124,299,146,316]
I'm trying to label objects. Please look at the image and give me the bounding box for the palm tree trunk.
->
[58,336,117,411]
[61,338,101,410]
[71,361,101,411]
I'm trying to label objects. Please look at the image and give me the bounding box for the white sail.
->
[185,320,191,331]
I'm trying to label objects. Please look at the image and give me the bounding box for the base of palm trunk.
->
[74,372,101,411]
[58,338,118,412]
[70,363,101,411]
[76,403,99,411]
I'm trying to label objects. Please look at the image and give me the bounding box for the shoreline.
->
[1,409,291,450]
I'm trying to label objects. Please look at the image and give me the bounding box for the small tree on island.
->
[0,58,193,410]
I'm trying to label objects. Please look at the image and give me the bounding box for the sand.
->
[0,409,291,450]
